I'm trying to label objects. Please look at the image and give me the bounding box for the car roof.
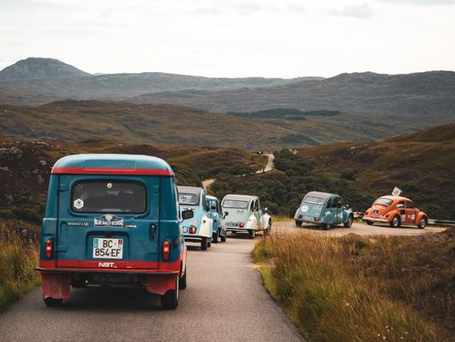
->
[178,186,203,195]
[222,194,257,202]
[305,191,336,199]
[379,195,412,202]
[206,195,218,201]
[52,154,174,176]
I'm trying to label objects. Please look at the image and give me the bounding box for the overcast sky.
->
[0,0,454,78]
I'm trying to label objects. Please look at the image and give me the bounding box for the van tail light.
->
[189,226,197,234]
[239,223,245,228]
[297,214,302,219]
[45,239,53,259]
[162,240,170,261]
[314,217,319,222]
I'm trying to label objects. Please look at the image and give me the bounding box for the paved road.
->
[275,220,448,236]
[0,235,304,342]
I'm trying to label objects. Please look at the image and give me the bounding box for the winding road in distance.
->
[0,235,305,342]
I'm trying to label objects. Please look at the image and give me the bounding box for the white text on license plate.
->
[93,238,123,259]
[304,215,312,221]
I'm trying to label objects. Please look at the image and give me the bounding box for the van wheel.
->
[390,215,401,228]
[44,297,63,307]
[322,224,330,230]
[417,217,427,229]
[366,221,374,226]
[212,230,219,244]
[344,215,354,228]
[295,220,302,227]
[220,232,227,242]
[201,237,208,250]
[179,270,187,290]
[248,230,256,239]
[161,279,179,310]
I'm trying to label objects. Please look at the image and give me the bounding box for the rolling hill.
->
[129,71,455,120]
[0,58,318,105]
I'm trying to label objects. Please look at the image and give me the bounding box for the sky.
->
[0,0,454,78]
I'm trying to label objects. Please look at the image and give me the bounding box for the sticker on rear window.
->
[74,199,84,209]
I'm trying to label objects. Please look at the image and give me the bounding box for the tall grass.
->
[0,220,40,311]
[253,231,453,342]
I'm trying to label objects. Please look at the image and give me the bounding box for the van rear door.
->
[56,175,160,269]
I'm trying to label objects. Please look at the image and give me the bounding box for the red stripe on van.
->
[39,259,180,272]
[52,167,173,176]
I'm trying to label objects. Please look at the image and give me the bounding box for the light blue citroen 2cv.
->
[207,195,227,243]
[178,186,213,250]
[36,154,193,310]
[294,191,354,230]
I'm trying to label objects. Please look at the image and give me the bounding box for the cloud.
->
[376,0,455,5]
[329,4,373,19]
[0,0,64,10]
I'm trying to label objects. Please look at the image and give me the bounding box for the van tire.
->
[248,230,256,239]
[366,221,374,226]
[322,224,330,230]
[201,237,208,250]
[220,232,227,242]
[161,288,178,310]
[179,270,187,290]
[212,230,219,244]
[44,297,63,307]
[295,220,302,227]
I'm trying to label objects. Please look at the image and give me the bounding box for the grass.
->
[252,230,455,342]
[0,220,40,311]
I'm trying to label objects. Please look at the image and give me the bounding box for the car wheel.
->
[417,217,427,229]
[322,224,330,230]
[43,297,63,307]
[390,215,401,228]
[179,269,187,290]
[161,278,179,310]
[248,230,256,239]
[295,220,302,227]
[201,237,208,250]
[220,231,227,242]
[366,221,374,226]
[344,215,354,228]
[212,230,219,244]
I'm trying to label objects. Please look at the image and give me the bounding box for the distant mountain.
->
[0,58,322,105]
[129,71,455,118]
[0,57,92,80]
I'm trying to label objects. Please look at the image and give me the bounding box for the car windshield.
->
[72,181,146,213]
[179,193,199,205]
[223,199,248,209]
[374,198,393,206]
[303,196,325,205]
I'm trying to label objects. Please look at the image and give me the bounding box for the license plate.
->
[303,215,312,221]
[93,238,123,259]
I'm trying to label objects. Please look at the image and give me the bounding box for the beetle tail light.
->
[239,223,245,228]
[162,240,170,261]
[45,239,53,259]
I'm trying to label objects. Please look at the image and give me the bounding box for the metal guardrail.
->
[353,212,455,227]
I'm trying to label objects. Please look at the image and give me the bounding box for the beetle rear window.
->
[179,193,199,205]
[222,200,248,209]
[303,196,325,205]
[374,198,393,206]
[72,181,146,213]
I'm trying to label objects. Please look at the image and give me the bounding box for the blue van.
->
[207,195,227,243]
[36,154,193,310]
[178,186,213,250]
[294,191,354,230]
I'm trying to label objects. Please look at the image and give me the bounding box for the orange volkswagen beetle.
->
[363,196,428,229]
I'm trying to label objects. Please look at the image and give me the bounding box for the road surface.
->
[256,153,274,174]
[274,220,448,236]
[0,236,304,342]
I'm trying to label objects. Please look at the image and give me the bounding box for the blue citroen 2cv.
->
[36,154,193,310]
[178,186,213,250]
[207,195,227,243]
[294,191,354,230]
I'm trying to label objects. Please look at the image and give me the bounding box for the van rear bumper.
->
[36,267,179,275]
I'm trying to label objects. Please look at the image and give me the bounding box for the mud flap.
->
[146,275,177,295]
[41,274,71,299]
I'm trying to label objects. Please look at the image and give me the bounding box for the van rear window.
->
[303,196,325,205]
[179,193,199,205]
[71,181,146,214]
[222,200,248,209]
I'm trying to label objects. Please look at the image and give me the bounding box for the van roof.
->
[222,194,256,202]
[305,191,336,199]
[51,154,174,176]
[177,186,203,194]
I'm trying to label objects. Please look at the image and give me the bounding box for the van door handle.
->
[150,224,157,241]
